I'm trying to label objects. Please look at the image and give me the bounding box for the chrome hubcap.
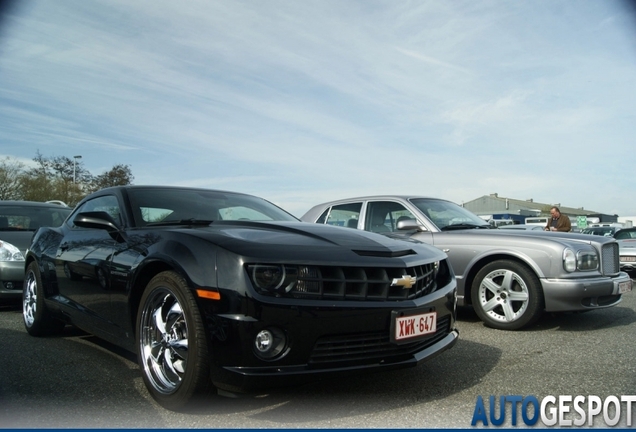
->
[477,269,529,323]
[23,270,37,327]
[139,289,188,394]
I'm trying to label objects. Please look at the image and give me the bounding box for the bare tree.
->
[0,156,25,200]
[88,164,135,193]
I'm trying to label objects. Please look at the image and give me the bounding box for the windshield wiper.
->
[146,219,214,227]
[440,223,490,231]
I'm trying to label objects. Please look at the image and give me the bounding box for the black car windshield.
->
[408,198,490,231]
[127,188,298,227]
[0,205,71,231]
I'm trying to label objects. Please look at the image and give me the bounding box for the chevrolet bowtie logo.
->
[391,275,417,289]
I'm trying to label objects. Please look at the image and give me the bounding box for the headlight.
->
[563,248,576,272]
[563,248,599,272]
[577,251,599,271]
[0,241,24,262]
[248,265,298,294]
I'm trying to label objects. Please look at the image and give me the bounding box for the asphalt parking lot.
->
[0,276,635,428]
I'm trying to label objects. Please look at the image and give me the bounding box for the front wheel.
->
[23,261,65,336]
[136,271,211,411]
[471,260,544,330]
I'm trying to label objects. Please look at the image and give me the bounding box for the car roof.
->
[313,195,452,205]
[90,184,257,197]
[0,200,71,209]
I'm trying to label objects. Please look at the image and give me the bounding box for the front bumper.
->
[541,271,633,312]
[204,282,458,393]
[0,261,25,299]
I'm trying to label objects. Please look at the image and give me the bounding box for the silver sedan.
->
[614,227,636,273]
[302,195,633,330]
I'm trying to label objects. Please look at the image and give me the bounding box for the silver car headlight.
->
[577,250,599,271]
[0,241,25,262]
[563,248,599,272]
[563,248,577,272]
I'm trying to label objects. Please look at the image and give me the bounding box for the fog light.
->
[253,328,287,360]
[255,330,273,352]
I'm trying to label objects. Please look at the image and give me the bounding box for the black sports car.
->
[23,186,458,410]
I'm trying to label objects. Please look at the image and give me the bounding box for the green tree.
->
[13,151,134,205]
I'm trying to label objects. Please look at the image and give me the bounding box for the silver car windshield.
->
[409,198,491,231]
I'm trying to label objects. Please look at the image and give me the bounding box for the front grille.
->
[291,262,440,301]
[309,315,451,365]
[601,243,619,275]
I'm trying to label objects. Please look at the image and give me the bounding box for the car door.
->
[55,195,121,334]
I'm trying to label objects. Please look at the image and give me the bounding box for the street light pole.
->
[73,155,82,183]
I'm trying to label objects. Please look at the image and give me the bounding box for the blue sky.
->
[1,0,635,217]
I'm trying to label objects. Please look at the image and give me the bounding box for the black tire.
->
[471,260,544,330]
[136,271,211,411]
[23,261,65,336]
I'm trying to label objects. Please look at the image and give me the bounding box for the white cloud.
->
[0,0,635,217]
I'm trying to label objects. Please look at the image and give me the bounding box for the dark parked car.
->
[302,195,632,330]
[580,226,622,237]
[0,200,71,302]
[23,186,458,410]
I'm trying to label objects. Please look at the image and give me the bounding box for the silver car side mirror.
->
[396,219,427,232]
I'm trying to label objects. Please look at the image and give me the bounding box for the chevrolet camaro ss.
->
[302,195,633,330]
[23,186,458,410]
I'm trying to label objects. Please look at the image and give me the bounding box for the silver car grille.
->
[601,243,619,275]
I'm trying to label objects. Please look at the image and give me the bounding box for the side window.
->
[324,203,362,228]
[70,195,121,227]
[365,201,417,233]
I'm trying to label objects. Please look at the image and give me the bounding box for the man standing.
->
[545,206,572,232]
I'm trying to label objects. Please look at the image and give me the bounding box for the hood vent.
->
[352,249,416,258]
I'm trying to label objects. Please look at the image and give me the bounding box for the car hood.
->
[0,230,36,252]
[618,239,636,250]
[173,220,445,262]
[411,227,616,247]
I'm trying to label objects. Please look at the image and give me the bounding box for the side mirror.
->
[396,219,427,232]
[73,211,120,232]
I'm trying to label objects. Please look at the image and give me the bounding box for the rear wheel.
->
[23,261,65,336]
[137,271,211,411]
[471,260,544,330]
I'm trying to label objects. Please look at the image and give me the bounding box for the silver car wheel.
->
[476,268,530,323]
[139,288,189,395]
[23,268,37,328]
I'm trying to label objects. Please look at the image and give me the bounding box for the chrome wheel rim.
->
[477,269,529,323]
[139,288,189,394]
[23,270,37,327]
